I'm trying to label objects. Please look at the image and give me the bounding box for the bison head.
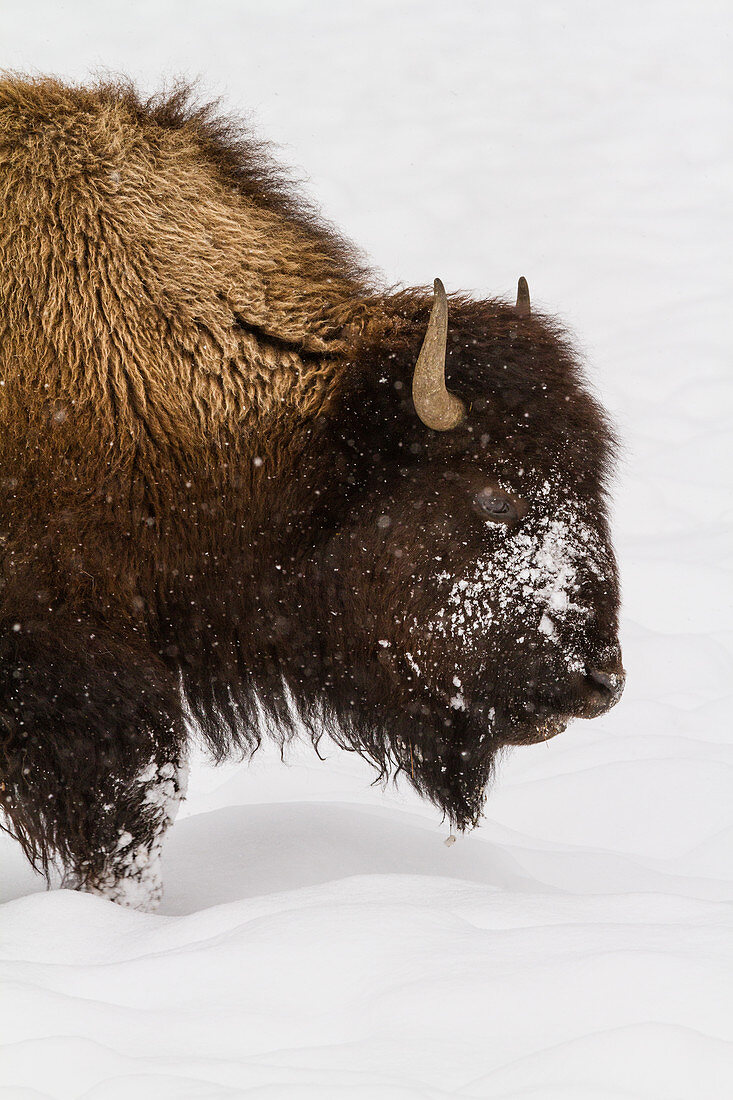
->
[277,278,623,831]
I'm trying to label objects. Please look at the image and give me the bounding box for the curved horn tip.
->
[516,276,531,318]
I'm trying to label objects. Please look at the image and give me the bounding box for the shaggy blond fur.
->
[0,77,379,610]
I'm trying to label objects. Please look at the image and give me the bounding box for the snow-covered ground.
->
[2,2,732,1097]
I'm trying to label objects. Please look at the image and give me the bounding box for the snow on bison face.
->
[419,475,623,744]
[307,281,624,829]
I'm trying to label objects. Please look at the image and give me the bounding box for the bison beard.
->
[0,77,624,908]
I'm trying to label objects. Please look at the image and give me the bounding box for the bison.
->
[0,77,624,910]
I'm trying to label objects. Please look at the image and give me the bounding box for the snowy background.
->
[1,1,732,1097]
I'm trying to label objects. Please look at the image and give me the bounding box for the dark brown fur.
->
[0,77,622,908]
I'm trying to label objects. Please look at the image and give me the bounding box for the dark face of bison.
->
[288,281,624,830]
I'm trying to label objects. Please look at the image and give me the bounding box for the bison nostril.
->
[585,665,626,712]
[588,669,615,693]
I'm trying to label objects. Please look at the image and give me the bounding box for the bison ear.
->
[412,279,466,432]
[515,276,531,318]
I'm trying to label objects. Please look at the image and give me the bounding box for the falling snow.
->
[0,4,730,1100]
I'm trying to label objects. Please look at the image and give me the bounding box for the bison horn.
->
[516,276,531,318]
[412,278,466,431]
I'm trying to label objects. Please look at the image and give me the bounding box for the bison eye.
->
[473,487,521,525]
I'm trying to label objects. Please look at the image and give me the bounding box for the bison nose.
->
[581,664,626,717]
[588,667,620,695]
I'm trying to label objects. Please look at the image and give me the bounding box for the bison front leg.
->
[59,751,189,910]
[0,617,187,911]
